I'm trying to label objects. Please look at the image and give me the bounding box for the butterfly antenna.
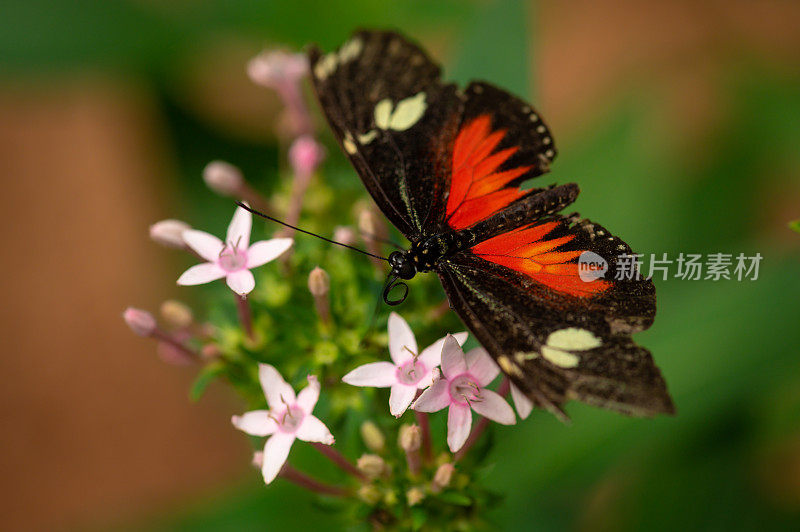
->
[236,202,389,262]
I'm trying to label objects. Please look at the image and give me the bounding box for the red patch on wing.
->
[471,222,611,297]
[446,115,531,230]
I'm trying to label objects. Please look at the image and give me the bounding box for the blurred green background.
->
[1,0,799,530]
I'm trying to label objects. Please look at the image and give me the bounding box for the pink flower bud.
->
[123,307,156,337]
[159,300,193,329]
[149,219,191,249]
[333,226,356,246]
[203,160,244,196]
[356,454,387,480]
[399,424,422,476]
[200,343,222,361]
[156,341,195,366]
[406,487,425,506]
[357,485,382,505]
[308,267,331,324]
[252,451,264,468]
[289,135,326,180]
[307,267,330,297]
[360,421,386,453]
[358,208,388,241]
[431,463,455,492]
[398,424,422,452]
[247,50,308,90]
[358,208,378,238]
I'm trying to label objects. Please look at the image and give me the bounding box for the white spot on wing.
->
[314,53,338,80]
[515,351,539,363]
[388,92,427,130]
[374,99,392,129]
[540,328,602,369]
[338,37,363,63]
[498,355,522,377]
[358,130,378,144]
[372,92,428,132]
[547,328,602,351]
[343,133,357,154]
[540,348,580,368]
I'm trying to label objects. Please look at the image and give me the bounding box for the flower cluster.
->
[123,43,539,530]
[343,313,530,453]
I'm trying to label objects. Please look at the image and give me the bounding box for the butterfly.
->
[307,30,674,419]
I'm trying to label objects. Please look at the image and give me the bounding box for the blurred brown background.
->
[1,1,798,530]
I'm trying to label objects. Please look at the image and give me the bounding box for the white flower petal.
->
[471,389,516,425]
[465,347,500,387]
[411,378,450,413]
[226,269,255,295]
[418,331,468,369]
[177,262,226,286]
[231,410,277,436]
[447,404,472,453]
[295,415,334,444]
[510,383,534,420]
[296,375,320,413]
[342,362,397,388]
[440,335,467,380]
[388,312,417,364]
[261,433,295,484]
[389,384,417,417]
[227,206,252,247]
[246,238,293,268]
[259,364,296,410]
[182,230,224,261]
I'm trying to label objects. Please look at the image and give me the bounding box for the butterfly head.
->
[382,251,417,306]
[388,251,416,280]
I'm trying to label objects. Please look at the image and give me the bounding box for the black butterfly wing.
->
[437,215,673,418]
[308,30,462,240]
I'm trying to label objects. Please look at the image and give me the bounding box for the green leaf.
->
[437,491,473,507]
[189,362,225,402]
[411,507,428,530]
[789,219,800,234]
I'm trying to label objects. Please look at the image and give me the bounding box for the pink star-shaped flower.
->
[342,312,468,417]
[177,206,293,296]
[412,335,516,452]
[232,364,334,484]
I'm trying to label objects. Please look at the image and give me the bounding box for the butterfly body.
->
[399,182,582,276]
[309,30,675,419]
[408,231,468,272]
